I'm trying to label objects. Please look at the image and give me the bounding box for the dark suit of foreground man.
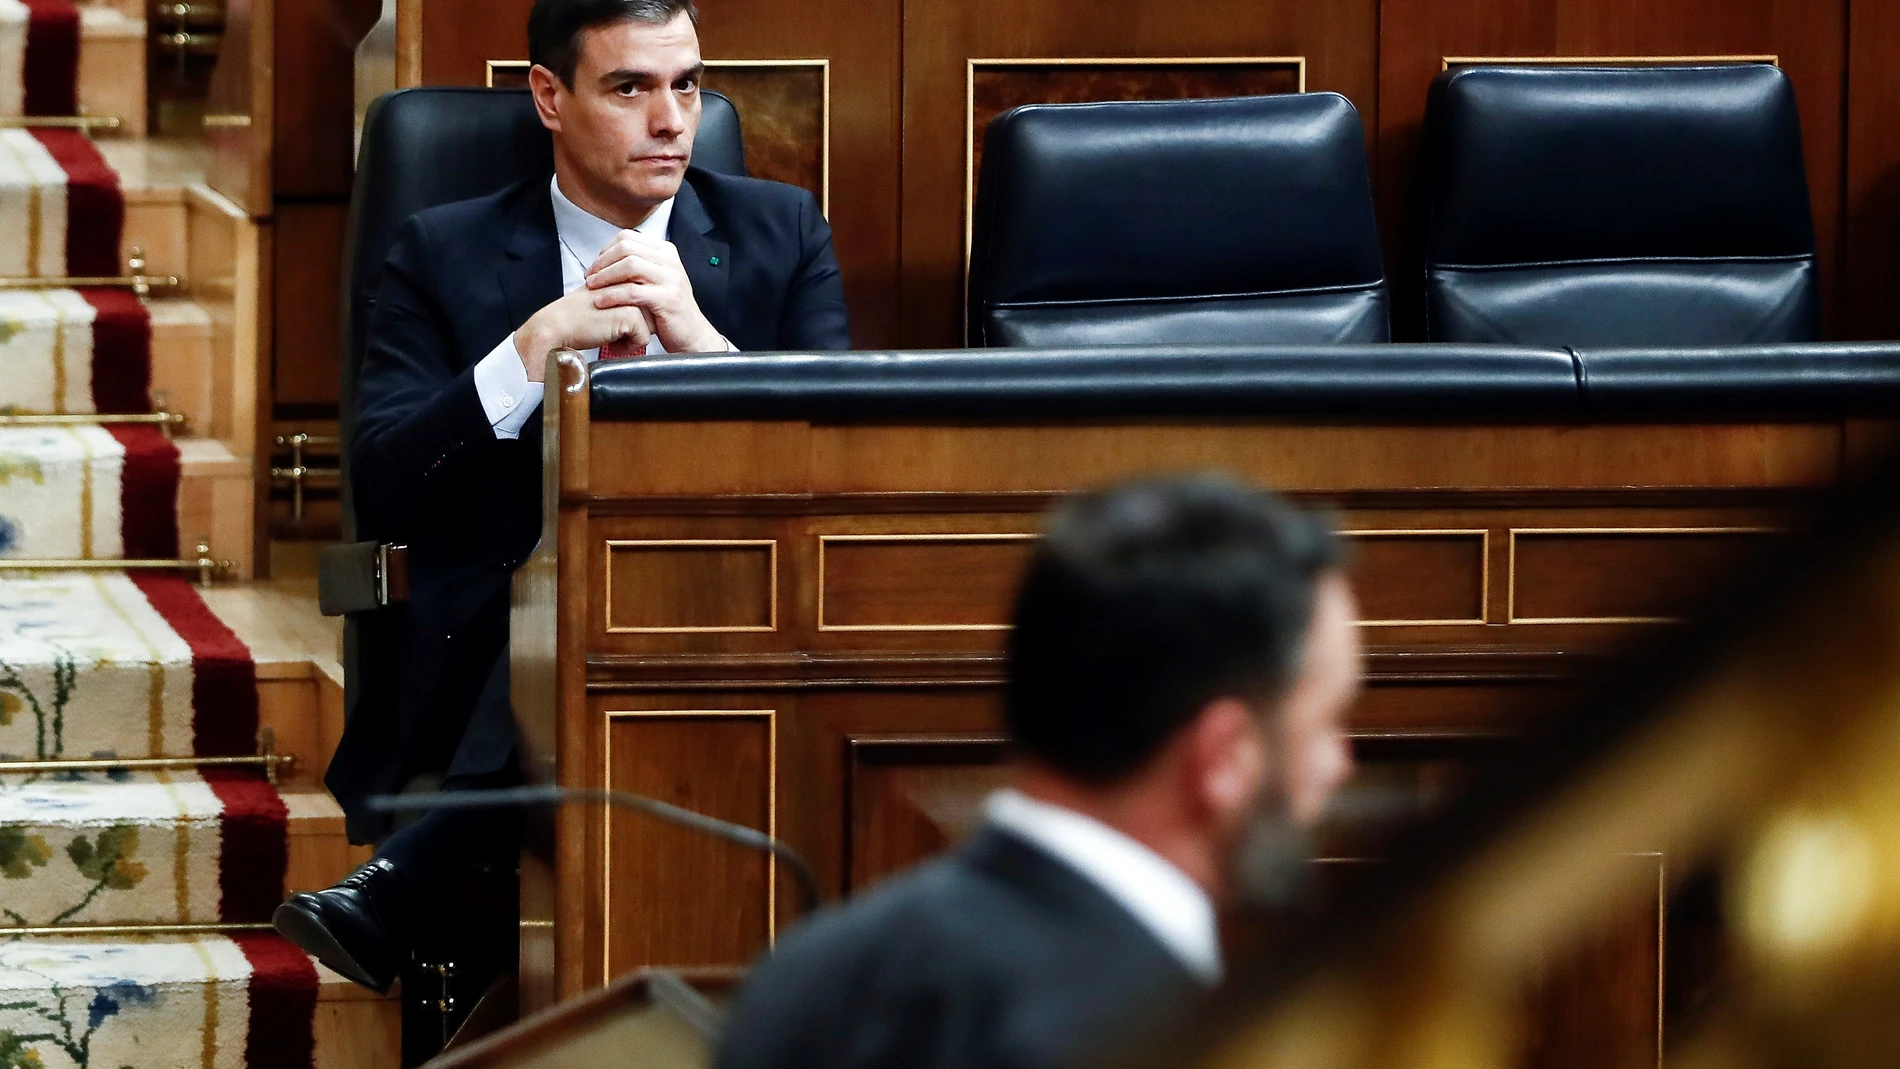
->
[718,475,1363,1069]
[274,0,849,993]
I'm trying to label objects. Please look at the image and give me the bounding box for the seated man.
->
[717,474,1361,1069]
[274,0,849,992]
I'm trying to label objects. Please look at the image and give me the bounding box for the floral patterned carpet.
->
[0,17,322,1068]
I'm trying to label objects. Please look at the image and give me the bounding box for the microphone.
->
[366,784,823,915]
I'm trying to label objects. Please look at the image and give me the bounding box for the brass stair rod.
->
[1,922,277,937]
[0,115,122,131]
[0,753,297,783]
[1,540,234,585]
[0,249,180,299]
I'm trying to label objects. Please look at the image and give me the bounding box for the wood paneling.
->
[900,0,1379,346]
[1348,530,1488,624]
[1515,855,1665,1069]
[1375,0,1848,338]
[1843,0,1900,340]
[600,709,775,975]
[1509,528,1782,623]
[703,63,828,208]
[603,540,777,633]
[819,534,1035,631]
[275,0,383,198]
[270,202,349,418]
[844,737,1009,893]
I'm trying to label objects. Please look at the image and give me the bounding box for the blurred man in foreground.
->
[717,474,1362,1069]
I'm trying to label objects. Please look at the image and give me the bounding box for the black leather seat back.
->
[338,86,744,530]
[967,93,1389,347]
[1421,64,1817,346]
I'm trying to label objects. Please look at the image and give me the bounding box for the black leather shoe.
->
[272,858,405,993]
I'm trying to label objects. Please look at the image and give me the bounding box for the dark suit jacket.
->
[327,168,850,839]
[716,826,1201,1069]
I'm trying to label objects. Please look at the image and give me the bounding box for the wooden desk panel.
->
[518,361,1889,1053]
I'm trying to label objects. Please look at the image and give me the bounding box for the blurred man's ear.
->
[1187,697,1267,830]
[528,63,564,131]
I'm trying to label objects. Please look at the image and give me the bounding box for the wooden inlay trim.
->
[603,538,778,634]
[817,533,1037,632]
[1507,527,1784,625]
[1345,529,1490,627]
[600,708,778,985]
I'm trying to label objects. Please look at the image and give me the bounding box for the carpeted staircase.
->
[2,8,365,1068]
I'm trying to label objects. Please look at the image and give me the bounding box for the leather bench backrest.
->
[1421,64,1817,346]
[967,93,1390,347]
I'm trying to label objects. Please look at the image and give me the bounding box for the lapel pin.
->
[709,255,721,266]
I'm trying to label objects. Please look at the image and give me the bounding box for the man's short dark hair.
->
[528,0,699,88]
[1005,474,1344,784]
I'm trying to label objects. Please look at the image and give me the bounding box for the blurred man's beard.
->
[1226,791,1317,911]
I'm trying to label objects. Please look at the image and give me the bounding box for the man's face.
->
[1214,572,1361,904]
[1274,573,1362,827]
[533,12,703,211]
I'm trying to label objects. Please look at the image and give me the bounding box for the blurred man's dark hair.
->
[1007,474,1344,782]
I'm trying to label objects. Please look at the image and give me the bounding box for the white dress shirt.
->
[983,788,1222,984]
[472,175,730,439]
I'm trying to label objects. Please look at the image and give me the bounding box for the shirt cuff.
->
[473,333,545,439]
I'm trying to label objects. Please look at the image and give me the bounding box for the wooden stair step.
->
[150,296,215,433]
[201,579,348,790]
[102,138,209,281]
[284,789,374,899]
[78,6,147,138]
[178,436,256,580]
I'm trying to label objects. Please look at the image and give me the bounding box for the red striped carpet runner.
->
[1,23,324,1069]
[0,0,79,119]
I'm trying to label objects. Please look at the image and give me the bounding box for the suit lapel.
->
[497,179,563,341]
[669,173,733,346]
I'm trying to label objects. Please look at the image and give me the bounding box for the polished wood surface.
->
[271,201,349,417]
[1842,0,1900,341]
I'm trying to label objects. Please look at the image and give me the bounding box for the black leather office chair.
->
[1420,64,1817,346]
[966,93,1389,347]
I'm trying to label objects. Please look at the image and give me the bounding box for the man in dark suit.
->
[273,0,849,993]
[716,474,1363,1069]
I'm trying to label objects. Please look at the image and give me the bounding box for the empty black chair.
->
[966,93,1389,347]
[1420,64,1817,346]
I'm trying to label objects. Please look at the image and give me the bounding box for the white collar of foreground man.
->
[984,788,1222,984]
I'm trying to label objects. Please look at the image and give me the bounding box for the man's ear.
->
[528,64,564,131]
[1188,697,1266,826]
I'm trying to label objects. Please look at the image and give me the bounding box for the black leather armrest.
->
[587,345,1583,421]
[1575,343,1900,416]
